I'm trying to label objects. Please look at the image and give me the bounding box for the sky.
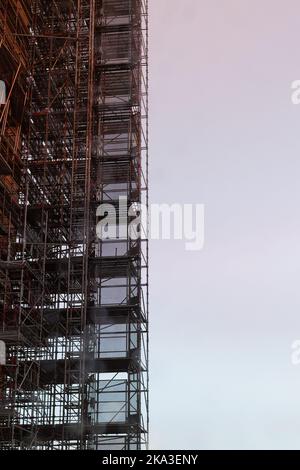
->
[149,0,300,450]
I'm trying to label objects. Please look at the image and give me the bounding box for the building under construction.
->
[0,0,148,450]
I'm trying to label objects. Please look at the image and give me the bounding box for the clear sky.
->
[150,0,300,450]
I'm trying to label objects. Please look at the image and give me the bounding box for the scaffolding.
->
[0,0,148,450]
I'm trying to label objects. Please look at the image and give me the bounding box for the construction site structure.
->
[0,0,149,450]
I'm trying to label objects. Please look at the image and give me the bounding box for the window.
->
[0,80,6,105]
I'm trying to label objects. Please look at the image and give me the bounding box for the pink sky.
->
[150,0,300,449]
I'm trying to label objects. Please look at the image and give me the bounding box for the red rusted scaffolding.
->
[0,0,149,450]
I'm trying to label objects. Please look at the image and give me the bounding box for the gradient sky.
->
[150,0,300,450]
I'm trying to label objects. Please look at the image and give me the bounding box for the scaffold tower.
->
[0,0,149,450]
